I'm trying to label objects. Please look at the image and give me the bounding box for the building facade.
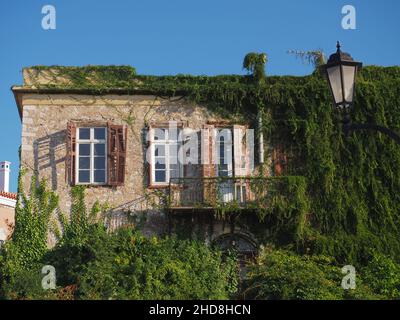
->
[12,67,291,253]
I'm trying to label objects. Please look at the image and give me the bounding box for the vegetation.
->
[287,49,326,68]
[241,246,389,300]
[0,180,237,300]
[242,52,267,82]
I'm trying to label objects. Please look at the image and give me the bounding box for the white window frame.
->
[75,127,107,185]
[150,127,183,186]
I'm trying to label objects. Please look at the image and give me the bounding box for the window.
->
[150,127,183,185]
[216,128,233,177]
[76,127,107,184]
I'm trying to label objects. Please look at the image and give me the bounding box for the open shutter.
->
[233,125,254,176]
[201,124,216,178]
[146,125,153,187]
[107,124,127,186]
[66,121,76,185]
[201,124,216,204]
[272,144,287,176]
[233,125,247,177]
[233,125,254,202]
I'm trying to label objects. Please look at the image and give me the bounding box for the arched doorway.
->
[212,232,258,261]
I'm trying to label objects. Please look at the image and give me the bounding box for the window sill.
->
[148,184,169,189]
[73,183,113,188]
[148,183,181,190]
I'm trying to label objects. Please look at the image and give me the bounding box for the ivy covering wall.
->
[22,65,400,264]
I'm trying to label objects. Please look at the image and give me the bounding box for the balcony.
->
[168,176,296,211]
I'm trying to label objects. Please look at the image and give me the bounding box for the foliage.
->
[242,52,267,82]
[0,171,58,280]
[54,185,108,246]
[42,227,238,300]
[287,49,326,69]
[24,65,137,92]
[73,229,238,300]
[362,251,400,299]
[0,171,59,299]
[1,182,238,300]
[206,176,311,244]
[242,247,382,300]
[47,185,110,285]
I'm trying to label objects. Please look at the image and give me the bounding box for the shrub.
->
[242,247,343,300]
[241,246,385,300]
[74,228,237,300]
[362,251,400,299]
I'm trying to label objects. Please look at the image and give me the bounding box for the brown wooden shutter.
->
[233,125,247,177]
[201,124,216,204]
[107,124,127,186]
[146,125,153,187]
[66,121,77,185]
[201,124,216,178]
[272,144,287,176]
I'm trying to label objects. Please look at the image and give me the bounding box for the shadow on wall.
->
[33,130,66,190]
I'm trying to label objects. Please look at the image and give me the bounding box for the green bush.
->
[362,251,400,299]
[70,228,238,300]
[241,247,384,300]
[242,247,343,300]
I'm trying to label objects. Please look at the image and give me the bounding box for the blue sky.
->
[1,0,399,192]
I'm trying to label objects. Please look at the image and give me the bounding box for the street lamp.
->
[322,41,362,111]
[321,42,400,144]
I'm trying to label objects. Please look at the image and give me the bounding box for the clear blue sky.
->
[1,0,399,192]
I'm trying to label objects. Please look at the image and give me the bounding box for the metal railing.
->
[168,177,287,209]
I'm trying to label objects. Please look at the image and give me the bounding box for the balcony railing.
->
[168,177,291,210]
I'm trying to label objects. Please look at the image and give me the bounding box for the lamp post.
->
[321,42,400,145]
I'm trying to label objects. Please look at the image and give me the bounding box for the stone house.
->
[12,66,290,253]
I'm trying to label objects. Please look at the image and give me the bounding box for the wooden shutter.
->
[272,144,287,176]
[66,121,76,185]
[146,125,152,187]
[233,125,247,177]
[201,124,216,204]
[107,124,127,186]
[201,124,216,178]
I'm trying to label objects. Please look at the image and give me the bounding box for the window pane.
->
[79,128,90,140]
[219,171,228,177]
[94,157,106,169]
[170,169,180,179]
[94,144,105,155]
[218,164,228,177]
[154,145,165,157]
[169,145,178,164]
[94,170,106,183]
[79,170,90,183]
[79,157,90,169]
[94,128,106,140]
[155,170,166,182]
[154,128,166,140]
[155,160,166,170]
[79,144,90,156]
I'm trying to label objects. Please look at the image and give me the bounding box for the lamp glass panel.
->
[342,65,356,103]
[327,65,343,105]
